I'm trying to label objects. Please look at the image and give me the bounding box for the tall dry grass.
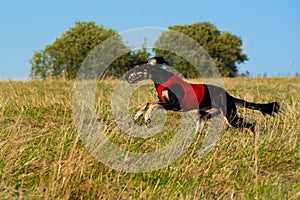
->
[0,77,299,199]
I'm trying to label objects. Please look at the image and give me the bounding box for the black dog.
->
[125,57,280,133]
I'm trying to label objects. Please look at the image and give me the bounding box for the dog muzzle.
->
[125,68,151,84]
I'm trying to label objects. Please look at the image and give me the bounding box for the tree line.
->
[30,21,248,80]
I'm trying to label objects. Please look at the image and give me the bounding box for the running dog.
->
[125,57,280,133]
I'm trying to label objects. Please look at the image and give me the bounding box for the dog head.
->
[125,57,169,84]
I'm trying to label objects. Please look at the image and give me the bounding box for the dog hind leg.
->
[196,108,220,134]
[224,102,255,132]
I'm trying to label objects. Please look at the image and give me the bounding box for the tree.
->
[30,21,149,80]
[104,45,150,78]
[154,22,248,78]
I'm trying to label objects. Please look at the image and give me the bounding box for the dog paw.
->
[144,113,151,124]
[145,118,151,124]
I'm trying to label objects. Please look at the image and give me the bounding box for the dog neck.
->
[149,67,174,85]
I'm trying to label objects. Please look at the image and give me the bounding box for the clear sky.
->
[0,0,299,80]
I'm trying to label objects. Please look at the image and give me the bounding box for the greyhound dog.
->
[125,57,280,133]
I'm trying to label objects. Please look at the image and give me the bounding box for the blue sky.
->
[0,0,299,80]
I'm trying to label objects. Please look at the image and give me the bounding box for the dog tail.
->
[232,96,280,116]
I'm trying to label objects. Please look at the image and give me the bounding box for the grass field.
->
[0,77,299,199]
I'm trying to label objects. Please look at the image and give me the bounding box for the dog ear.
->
[156,57,170,66]
[147,57,171,66]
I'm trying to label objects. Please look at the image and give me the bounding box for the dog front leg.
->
[134,102,158,121]
[144,101,179,123]
[134,103,148,121]
[136,101,179,123]
[144,103,162,123]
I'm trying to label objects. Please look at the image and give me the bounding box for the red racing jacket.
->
[155,75,205,111]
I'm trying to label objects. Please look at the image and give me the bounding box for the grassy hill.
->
[0,77,299,199]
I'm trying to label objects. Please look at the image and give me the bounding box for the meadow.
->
[0,77,299,199]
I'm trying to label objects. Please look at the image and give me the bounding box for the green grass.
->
[0,77,299,199]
